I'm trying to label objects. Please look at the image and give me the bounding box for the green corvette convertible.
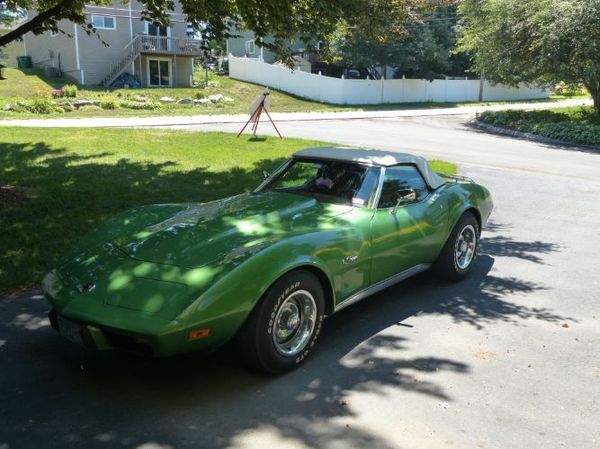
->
[43,147,492,373]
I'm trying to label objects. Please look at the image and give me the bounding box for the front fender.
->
[175,229,354,349]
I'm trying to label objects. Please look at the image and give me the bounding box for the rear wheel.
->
[435,212,480,281]
[235,270,325,374]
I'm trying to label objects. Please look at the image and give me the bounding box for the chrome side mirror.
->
[391,189,417,215]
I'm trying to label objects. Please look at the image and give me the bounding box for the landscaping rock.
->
[222,96,234,104]
[160,96,176,102]
[74,99,95,108]
[193,98,212,105]
[132,95,149,102]
[55,101,75,112]
[3,104,13,111]
[208,94,224,103]
[176,97,193,104]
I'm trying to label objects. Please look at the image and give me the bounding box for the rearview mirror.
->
[391,189,417,215]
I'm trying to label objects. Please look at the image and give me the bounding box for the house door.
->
[146,22,169,51]
[148,59,171,87]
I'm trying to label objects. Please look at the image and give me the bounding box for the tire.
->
[235,270,325,374]
[435,212,480,281]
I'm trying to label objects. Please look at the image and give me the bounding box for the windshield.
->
[260,159,380,207]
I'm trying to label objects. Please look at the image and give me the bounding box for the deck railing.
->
[139,35,203,55]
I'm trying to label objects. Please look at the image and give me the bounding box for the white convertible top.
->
[294,147,446,189]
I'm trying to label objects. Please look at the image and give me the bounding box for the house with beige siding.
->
[0,30,26,67]
[23,1,203,87]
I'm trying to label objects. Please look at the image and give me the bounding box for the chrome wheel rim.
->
[454,224,477,270]
[272,290,316,356]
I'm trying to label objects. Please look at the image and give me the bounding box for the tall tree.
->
[457,0,600,112]
[325,2,464,79]
[393,6,470,79]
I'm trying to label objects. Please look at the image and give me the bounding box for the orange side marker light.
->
[188,328,212,341]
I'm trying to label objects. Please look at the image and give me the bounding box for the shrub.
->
[120,100,161,110]
[99,96,120,110]
[62,84,78,98]
[194,91,206,99]
[51,88,64,98]
[3,103,27,113]
[479,108,600,146]
[198,80,219,88]
[26,98,55,114]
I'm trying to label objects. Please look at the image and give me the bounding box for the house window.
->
[91,15,116,30]
[245,40,256,55]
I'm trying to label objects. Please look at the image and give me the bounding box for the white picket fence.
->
[229,55,548,105]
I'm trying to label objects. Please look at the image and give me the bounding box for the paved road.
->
[1,115,599,449]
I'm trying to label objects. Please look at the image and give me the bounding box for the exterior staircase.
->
[99,34,204,87]
[99,35,143,87]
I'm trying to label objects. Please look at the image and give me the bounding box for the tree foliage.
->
[1,2,27,27]
[392,6,470,79]
[325,2,469,79]
[1,0,447,58]
[457,0,600,112]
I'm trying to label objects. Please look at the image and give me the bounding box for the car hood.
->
[112,192,353,268]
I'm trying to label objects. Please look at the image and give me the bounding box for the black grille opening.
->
[103,331,154,356]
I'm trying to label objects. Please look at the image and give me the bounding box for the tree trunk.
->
[584,80,600,115]
[0,0,74,48]
[592,91,600,116]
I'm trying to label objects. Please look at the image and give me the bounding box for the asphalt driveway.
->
[1,115,599,449]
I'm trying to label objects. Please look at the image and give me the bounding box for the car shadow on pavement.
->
[0,233,573,449]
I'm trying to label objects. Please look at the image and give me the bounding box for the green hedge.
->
[479,108,600,146]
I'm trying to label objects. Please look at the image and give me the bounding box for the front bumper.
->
[49,308,155,355]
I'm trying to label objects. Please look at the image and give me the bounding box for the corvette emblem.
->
[342,255,359,265]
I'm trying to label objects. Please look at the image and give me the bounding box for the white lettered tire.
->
[435,212,480,281]
[235,270,325,374]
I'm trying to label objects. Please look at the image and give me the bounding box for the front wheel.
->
[235,271,325,374]
[435,212,480,281]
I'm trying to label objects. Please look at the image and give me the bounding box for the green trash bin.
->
[17,56,32,69]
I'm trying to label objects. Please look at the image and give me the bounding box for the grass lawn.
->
[0,67,586,120]
[478,106,600,147]
[0,128,456,294]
